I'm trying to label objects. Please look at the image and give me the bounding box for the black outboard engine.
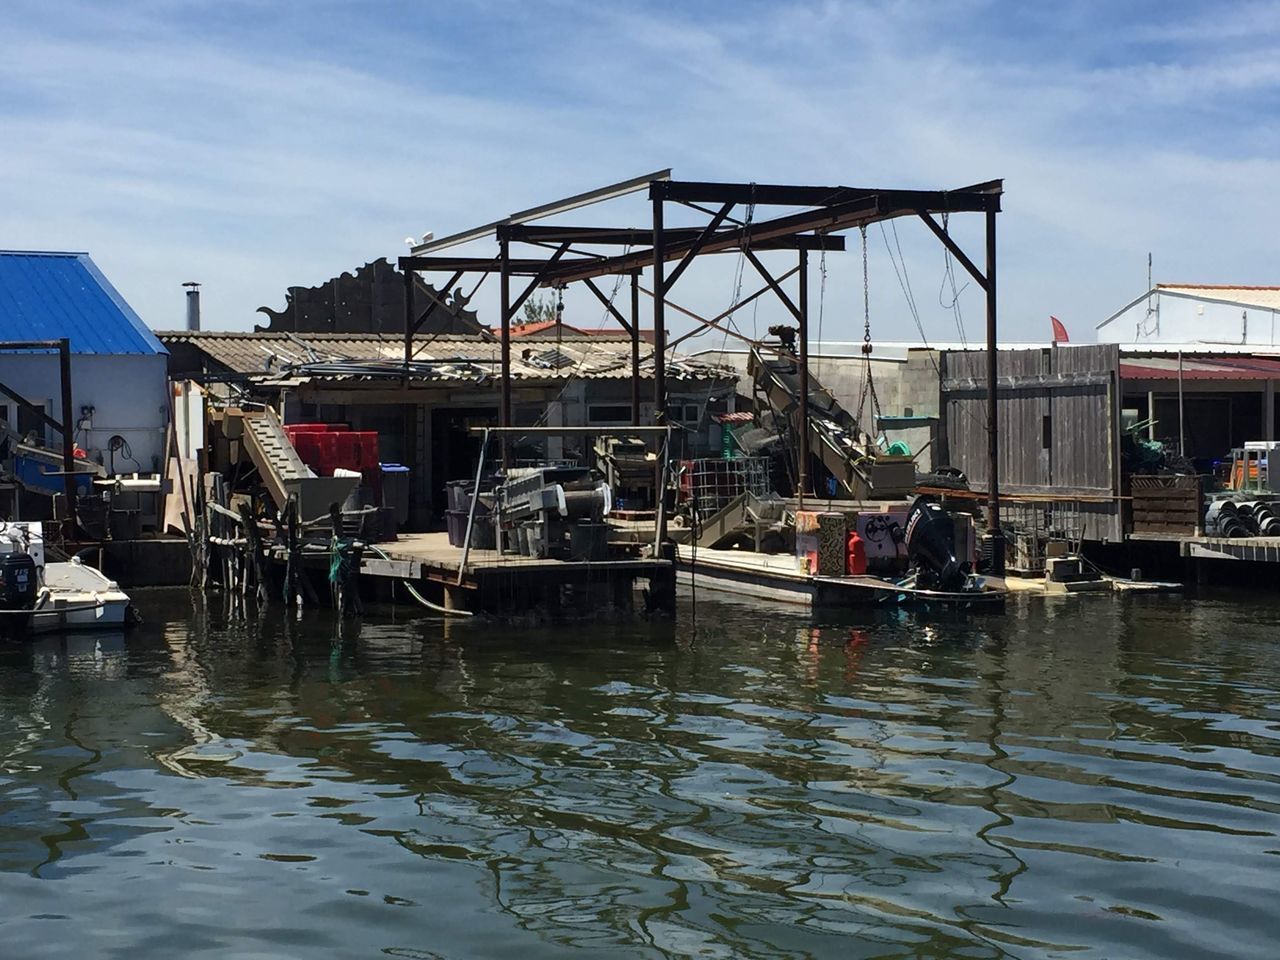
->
[903,496,968,592]
[0,550,38,637]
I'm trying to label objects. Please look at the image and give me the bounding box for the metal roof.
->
[1099,285,1280,330]
[1120,355,1280,381]
[1156,284,1280,311]
[0,251,165,355]
[158,330,732,384]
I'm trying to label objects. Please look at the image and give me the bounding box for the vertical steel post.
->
[499,237,512,467]
[402,266,414,372]
[984,208,1003,572]
[652,197,666,424]
[630,271,641,427]
[58,338,77,539]
[797,248,810,500]
[457,428,489,584]
[1178,350,1186,457]
[652,194,667,526]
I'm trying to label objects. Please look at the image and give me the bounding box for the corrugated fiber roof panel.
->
[0,251,165,355]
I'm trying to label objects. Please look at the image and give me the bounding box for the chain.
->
[855,225,882,431]
[861,224,872,352]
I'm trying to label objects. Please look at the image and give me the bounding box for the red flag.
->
[1050,316,1070,343]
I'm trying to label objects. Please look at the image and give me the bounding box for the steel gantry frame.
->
[398,173,1005,569]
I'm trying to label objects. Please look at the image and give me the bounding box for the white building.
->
[1097,284,1280,347]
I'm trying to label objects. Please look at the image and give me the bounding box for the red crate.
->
[316,433,341,475]
[289,431,321,469]
[349,431,379,471]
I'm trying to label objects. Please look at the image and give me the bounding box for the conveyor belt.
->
[748,347,913,498]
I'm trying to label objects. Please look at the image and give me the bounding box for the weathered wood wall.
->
[940,344,1123,541]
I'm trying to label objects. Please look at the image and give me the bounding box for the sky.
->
[2,0,1278,347]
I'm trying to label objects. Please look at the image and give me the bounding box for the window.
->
[675,403,701,424]
[588,404,632,424]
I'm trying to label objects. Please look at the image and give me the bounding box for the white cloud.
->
[1,0,1277,345]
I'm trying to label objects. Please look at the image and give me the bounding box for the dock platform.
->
[356,532,674,616]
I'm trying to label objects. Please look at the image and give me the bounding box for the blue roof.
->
[0,251,166,355]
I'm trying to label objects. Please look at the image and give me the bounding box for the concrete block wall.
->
[898,351,942,418]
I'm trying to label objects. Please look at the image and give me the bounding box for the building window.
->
[588,404,632,424]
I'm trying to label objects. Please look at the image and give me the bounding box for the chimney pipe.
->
[183,281,201,331]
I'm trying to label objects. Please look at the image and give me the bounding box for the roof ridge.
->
[0,250,90,257]
[1158,283,1280,291]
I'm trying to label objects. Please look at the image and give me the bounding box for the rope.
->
[328,535,358,587]
[367,544,474,617]
[938,211,969,347]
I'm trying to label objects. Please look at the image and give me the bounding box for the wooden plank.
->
[362,557,422,579]
[942,371,1110,392]
[1134,522,1199,534]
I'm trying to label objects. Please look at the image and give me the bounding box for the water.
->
[1,590,1278,959]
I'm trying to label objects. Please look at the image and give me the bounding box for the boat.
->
[0,522,134,637]
[676,497,1006,613]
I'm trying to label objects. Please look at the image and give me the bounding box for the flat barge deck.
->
[280,532,675,616]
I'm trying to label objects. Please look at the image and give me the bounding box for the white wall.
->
[1099,292,1280,346]
[0,353,169,474]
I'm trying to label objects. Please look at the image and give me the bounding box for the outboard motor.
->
[904,497,968,592]
[0,550,38,637]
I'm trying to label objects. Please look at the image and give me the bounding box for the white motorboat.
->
[0,522,133,636]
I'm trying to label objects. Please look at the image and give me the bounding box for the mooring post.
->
[651,192,667,510]
[797,247,810,500]
[57,338,78,540]
[499,238,512,469]
[984,206,1004,575]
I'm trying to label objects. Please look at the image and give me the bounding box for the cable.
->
[937,211,970,348]
[108,434,143,473]
[366,544,474,617]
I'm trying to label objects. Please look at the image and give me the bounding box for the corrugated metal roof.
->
[0,251,165,355]
[158,330,732,383]
[1157,284,1280,311]
[1120,355,1280,381]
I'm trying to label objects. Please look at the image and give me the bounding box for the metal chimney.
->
[183,281,201,331]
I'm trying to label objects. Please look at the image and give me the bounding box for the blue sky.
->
[3,0,1278,344]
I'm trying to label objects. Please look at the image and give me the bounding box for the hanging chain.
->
[861,224,872,353]
[855,225,883,433]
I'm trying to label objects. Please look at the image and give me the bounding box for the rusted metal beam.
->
[797,248,810,500]
[644,268,799,351]
[408,270,465,336]
[653,178,1004,207]
[545,183,1002,285]
[916,211,989,291]
[985,206,1003,573]
[399,255,581,276]
[499,238,512,466]
[498,224,845,251]
[663,201,734,295]
[509,243,570,318]
[581,277,632,334]
[546,195,880,285]
[743,250,802,323]
[630,273,641,426]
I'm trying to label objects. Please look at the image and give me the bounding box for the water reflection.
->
[0,590,1278,958]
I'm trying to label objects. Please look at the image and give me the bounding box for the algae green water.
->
[1,589,1278,959]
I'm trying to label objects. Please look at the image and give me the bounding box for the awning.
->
[1120,355,1280,382]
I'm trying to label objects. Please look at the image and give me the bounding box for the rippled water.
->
[1,589,1279,958]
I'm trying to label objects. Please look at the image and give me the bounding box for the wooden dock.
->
[358,532,674,616]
